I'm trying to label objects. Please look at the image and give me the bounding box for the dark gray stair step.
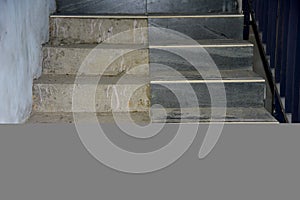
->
[49,16,148,45]
[150,39,253,71]
[149,15,244,40]
[151,70,266,108]
[147,0,240,15]
[56,0,147,15]
[42,43,149,75]
[151,107,278,123]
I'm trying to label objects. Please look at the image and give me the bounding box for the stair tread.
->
[43,43,148,49]
[27,107,278,124]
[34,74,149,85]
[51,14,244,19]
[151,70,265,82]
[150,39,253,47]
[151,107,278,123]
[44,39,253,48]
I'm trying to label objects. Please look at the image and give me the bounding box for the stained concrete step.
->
[149,15,244,41]
[150,39,254,72]
[32,74,150,113]
[151,107,278,123]
[28,112,150,124]
[55,0,240,15]
[56,0,147,15]
[27,108,278,124]
[49,16,148,45]
[42,43,149,75]
[151,70,266,108]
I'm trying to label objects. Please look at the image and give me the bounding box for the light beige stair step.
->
[33,74,150,113]
[42,43,149,75]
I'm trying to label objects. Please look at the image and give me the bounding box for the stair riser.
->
[56,0,147,15]
[50,18,148,45]
[151,82,265,108]
[150,46,253,72]
[33,84,150,113]
[149,17,244,40]
[56,0,240,15]
[148,0,240,14]
[43,46,149,75]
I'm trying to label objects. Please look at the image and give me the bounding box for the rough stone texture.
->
[148,0,240,14]
[50,17,148,45]
[27,112,151,124]
[151,107,278,123]
[150,40,254,72]
[0,0,56,123]
[32,74,150,113]
[43,44,149,75]
[149,16,244,40]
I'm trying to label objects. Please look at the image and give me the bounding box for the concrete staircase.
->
[28,0,277,123]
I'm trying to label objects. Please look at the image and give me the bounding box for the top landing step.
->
[55,0,241,15]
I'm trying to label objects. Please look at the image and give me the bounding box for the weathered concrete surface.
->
[50,17,148,45]
[32,74,150,113]
[43,44,149,75]
[27,112,151,124]
[56,0,147,14]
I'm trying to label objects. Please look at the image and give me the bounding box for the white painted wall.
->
[0,0,56,123]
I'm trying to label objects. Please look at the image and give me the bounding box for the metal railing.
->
[243,0,300,123]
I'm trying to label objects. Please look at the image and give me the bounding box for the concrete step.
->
[151,70,266,108]
[56,0,147,15]
[28,112,150,124]
[27,108,278,124]
[147,0,240,15]
[42,43,149,75]
[150,39,253,72]
[49,14,243,45]
[32,74,150,113]
[49,15,148,45]
[149,15,244,41]
[151,107,278,123]
[55,0,240,15]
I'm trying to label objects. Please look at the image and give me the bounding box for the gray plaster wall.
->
[0,0,56,123]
